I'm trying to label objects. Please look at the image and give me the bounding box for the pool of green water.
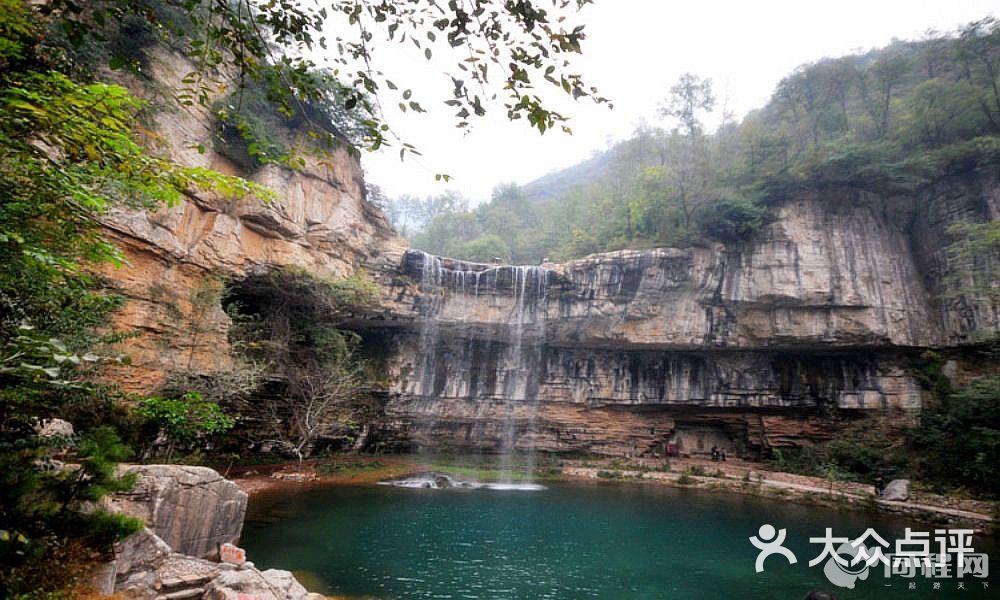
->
[242,481,996,599]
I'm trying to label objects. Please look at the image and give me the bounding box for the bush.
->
[697,196,768,242]
[135,392,234,461]
[912,376,1000,496]
[212,64,372,172]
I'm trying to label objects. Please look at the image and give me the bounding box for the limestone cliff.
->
[363,174,998,456]
[98,47,405,393]
[98,46,997,459]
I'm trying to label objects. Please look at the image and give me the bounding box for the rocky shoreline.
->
[94,457,994,598]
[96,464,327,600]
[229,456,995,531]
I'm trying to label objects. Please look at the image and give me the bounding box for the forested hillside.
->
[394,19,1000,264]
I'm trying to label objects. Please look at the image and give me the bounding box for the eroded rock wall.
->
[97,465,318,600]
[98,45,997,457]
[368,174,998,456]
[99,47,405,393]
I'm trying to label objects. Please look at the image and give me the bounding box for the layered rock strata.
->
[98,46,404,393]
[365,180,998,456]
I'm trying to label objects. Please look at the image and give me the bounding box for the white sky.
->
[353,0,997,204]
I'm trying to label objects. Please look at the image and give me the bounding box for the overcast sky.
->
[355,0,996,204]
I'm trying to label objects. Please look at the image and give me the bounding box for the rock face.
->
[364,176,998,456]
[99,465,314,600]
[98,46,405,393]
[111,465,248,559]
[98,47,997,459]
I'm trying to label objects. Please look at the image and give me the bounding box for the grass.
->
[314,459,386,476]
[413,453,565,482]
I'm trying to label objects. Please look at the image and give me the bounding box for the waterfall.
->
[413,252,443,398]
[407,250,550,483]
[498,265,548,483]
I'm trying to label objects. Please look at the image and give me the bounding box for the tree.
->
[914,375,1000,495]
[955,18,1000,133]
[225,268,377,463]
[276,357,365,468]
[858,51,910,140]
[0,2,271,592]
[452,234,513,263]
[658,73,716,137]
[45,0,609,157]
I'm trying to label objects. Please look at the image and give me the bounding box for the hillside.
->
[520,149,613,202]
[408,20,1000,267]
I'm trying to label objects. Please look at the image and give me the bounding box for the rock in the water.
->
[881,479,910,501]
[111,464,248,559]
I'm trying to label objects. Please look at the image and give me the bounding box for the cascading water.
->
[497,265,548,483]
[408,250,550,483]
[413,252,443,397]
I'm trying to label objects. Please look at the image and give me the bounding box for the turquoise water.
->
[242,481,996,599]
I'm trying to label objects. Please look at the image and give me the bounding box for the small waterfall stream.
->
[498,265,548,482]
[408,251,550,483]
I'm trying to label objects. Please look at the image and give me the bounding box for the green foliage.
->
[767,418,910,481]
[696,196,768,242]
[43,0,607,155]
[135,392,234,460]
[450,235,513,264]
[0,2,274,594]
[404,21,1000,263]
[211,64,375,172]
[766,369,1000,497]
[213,102,289,173]
[912,376,1000,496]
[909,351,954,401]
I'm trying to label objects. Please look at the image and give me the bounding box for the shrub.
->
[135,392,234,461]
[697,196,768,242]
[912,376,1000,496]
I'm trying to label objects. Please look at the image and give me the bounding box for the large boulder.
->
[97,464,314,600]
[882,479,910,501]
[111,465,248,558]
[204,568,310,600]
[91,527,172,596]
